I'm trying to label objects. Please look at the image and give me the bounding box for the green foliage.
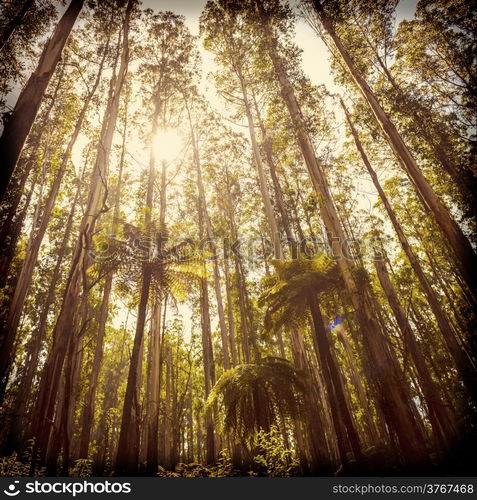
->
[156,453,234,477]
[207,357,308,445]
[69,459,93,477]
[259,254,342,332]
[211,450,234,477]
[0,453,30,477]
[252,426,299,477]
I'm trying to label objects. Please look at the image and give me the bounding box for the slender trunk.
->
[257,1,429,467]
[93,313,129,474]
[187,390,194,462]
[251,89,294,245]
[164,345,172,467]
[335,325,380,447]
[186,107,231,369]
[0,0,35,51]
[0,49,106,396]
[223,255,238,366]
[342,101,477,402]
[157,295,168,466]
[374,257,459,451]
[30,0,131,468]
[238,74,283,260]
[78,277,112,458]
[0,0,84,200]
[199,247,216,465]
[3,154,86,456]
[307,293,364,465]
[313,1,477,296]
[45,296,88,475]
[145,157,167,474]
[116,266,151,474]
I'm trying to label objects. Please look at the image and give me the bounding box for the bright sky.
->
[141,0,417,93]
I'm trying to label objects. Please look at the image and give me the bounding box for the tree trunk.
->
[223,255,238,366]
[257,1,429,467]
[29,0,131,468]
[0,0,84,201]
[145,156,167,474]
[313,1,477,296]
[45,295,88,475]
[307,293,364,466]
[341,101,477,403]
[0,0,35,52]
[0,46,107,397]
[335,324,381,448]
[374,257,459,451]
[238,74,283,260]
[186,106,231,369]
[2,154,85,456]
[251,89,294,245]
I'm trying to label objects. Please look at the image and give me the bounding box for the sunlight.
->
[152,128,183,163]
[4,0,468,480]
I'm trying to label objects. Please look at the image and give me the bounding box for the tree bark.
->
[256,0,429,467]
[29,0,131,468]
[341,101,477,403]
[313,1,477,296]
[374,256,459,451]
[2,151,86,456]
[308,293,364,465]
[145,156,167,474]
[238,74,283,260]
[0,0,84,201]
[0,46,107,397]
[186,105,231,369]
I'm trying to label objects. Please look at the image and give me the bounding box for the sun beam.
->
[153,128,183,163]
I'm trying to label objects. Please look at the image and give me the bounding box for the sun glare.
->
[153,128,183,163]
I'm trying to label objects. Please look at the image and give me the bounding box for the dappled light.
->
[0,0,475,483]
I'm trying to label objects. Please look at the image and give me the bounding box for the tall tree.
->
[307,0,477,297]
[0,0,85,201]
[29,0,133,468]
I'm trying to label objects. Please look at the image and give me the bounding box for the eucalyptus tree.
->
[373,255,458,451]
[0,0,85,201]
[115,10,199,475]
[28,0,135,471]
[341,101,477,402]
[301,0,475,222]
[201,1,284,260]
[0,0,56,107]
[0,22,113,403]
[0,0,35,52]
[304,0,477,297]
[231,0,430,467]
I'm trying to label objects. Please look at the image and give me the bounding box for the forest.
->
[0,0,475,478]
